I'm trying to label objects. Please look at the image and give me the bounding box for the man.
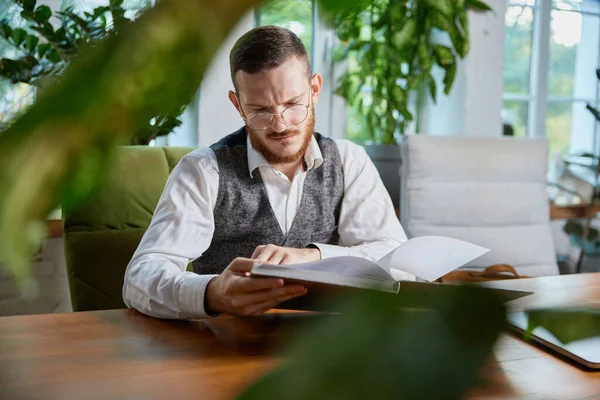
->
[123,25,407,319]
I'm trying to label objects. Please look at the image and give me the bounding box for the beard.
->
[248,106,315,165]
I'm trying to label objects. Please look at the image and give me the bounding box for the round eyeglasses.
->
[243,104,310,131]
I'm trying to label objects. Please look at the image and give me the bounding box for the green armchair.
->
[63,146,195,311]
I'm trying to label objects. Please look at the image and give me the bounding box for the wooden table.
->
[467,273,600,399]
[394,203,600,221]
[549,203,600,220]
[1,274,599,399]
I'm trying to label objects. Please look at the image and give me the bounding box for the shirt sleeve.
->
[122,149,220,320]
[310,139,408,262]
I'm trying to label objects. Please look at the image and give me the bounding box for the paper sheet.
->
[378,236,489,282]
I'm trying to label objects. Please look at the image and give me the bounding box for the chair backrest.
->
[400,135,559,276]
[63,146,195,311]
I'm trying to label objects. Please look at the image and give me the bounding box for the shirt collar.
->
[247,133,324,177]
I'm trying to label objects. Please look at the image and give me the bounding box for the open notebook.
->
[250,236,531,310]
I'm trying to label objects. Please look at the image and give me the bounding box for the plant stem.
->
[384,0,395,143]
[575,160,600,273]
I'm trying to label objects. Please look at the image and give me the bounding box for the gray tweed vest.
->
[192,127,344,275]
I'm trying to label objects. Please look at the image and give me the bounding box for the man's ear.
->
[229,90,242,115]
[310,73,323,104]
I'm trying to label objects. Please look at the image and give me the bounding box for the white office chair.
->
[400,135,559,276]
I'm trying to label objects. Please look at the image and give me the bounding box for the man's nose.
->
[271,113,287,133]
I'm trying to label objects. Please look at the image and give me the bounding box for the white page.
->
[379,236,489,282]
[275,256,393,281]
[377,251,418,282]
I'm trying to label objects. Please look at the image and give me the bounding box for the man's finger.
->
[280,254,293,265]
[251,245,265,259]
[226,257,257,274]
[230,275,285,293]
[254,246,276,263]
[231,284,306,309]
[267,250,286,265]
[244,289,308,316]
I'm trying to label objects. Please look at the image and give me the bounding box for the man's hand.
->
[205,257,307,316]
[251,244,321,265]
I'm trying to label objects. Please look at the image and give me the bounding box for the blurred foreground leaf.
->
[526,308,600,344]
[239,286,505,399]
[0,0,258,283]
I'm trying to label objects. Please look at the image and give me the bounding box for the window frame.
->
[253,0,347,139]
[503,0,600,154]
[254,0,318,70]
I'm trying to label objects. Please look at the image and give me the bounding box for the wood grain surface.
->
[1,273,598,399]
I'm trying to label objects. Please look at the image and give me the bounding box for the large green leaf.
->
[0,23,12,40]
[431,12,467,58]
[467,0,494,12]
[239,286,505,399]
[25,35,39,53]
[30,24,55,39]
[458,12,470,55]
[0,58,19,80]
[33,5,52,24]
[429,74,437,103]
[319,0,371,25]
[443,62,458,95]
[418,40,433,74]
[526,309,600,344]
[563,220,585,237]
[432,45,455,66]
[0,0,258,283]
[11,28,28,47]
[36,43,51,58]
[391,18,416,49]
[423,0,455,19]
[19,0,36,13]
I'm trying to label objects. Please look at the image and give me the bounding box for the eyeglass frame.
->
[235,84,314,131]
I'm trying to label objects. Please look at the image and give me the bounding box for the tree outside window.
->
[0,0,154,131]
[256,0,314,65]
[502,2,535,137]
[61,0,152,19]
[0,0,35,130]
[502,0,600,158]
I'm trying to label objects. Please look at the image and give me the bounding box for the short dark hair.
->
[229,25,312,92]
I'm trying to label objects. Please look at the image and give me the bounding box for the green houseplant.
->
[332,0,492,207]
[334,0,493,143]
[0,0,185,144]
[560,68,600,272]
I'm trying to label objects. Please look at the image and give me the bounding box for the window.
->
[254,0,342,139]
[0,0,36,130]
[60,0,153,19]
[0,0,154,131]
[502,0,600,158]
[256,0,315,65]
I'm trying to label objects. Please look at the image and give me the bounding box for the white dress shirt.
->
[123,135,407,319]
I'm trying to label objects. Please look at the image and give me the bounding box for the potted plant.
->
[333,0,492,207]
[0,0,185,144]
[560,68,600,273]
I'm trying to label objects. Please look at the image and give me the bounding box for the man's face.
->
[230,56,322,165]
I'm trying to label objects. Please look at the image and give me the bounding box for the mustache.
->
[267,130,300,139]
